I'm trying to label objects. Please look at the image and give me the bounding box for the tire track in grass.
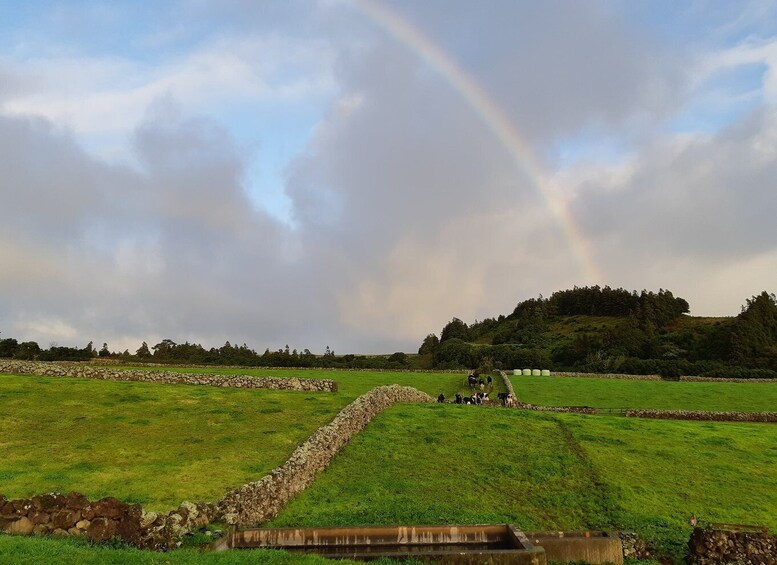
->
[554,416,622,530]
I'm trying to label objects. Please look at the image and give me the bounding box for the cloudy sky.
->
[2,0,776,353]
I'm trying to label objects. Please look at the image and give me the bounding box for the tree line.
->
[0,336,413,370]
[419,286,777,377]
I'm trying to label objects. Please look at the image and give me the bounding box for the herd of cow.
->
[436,390,517,407]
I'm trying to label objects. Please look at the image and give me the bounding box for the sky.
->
[1,0,777,354]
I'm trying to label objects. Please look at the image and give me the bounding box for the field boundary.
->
[0,360,336,392]
[553,371,777,383]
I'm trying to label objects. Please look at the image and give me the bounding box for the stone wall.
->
[688,526,776,564]
[0,492,215,550]
[517,402,599,415]
[679,376,777,384]
[499,370,516,396]
[550,371,777,383]
[625,409,777,423]
[218,384,434,525]
[553,372,663,381]
[0,360,336,392]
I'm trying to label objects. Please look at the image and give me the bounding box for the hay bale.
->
[522,369,532,376]
[512,369,521,376]
[541,369,551,376]
[531,369,541,376]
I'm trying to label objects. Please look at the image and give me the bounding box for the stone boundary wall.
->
[552,371,776,383]
[0,360,336,392]
[499,371,516,397]
[97,359,469,374]
[516,402,599,415]
[0,492,215,550]
[217,385,433,525]
[625,409,777,423]
[688,527,776,564]
[680,376,777,384]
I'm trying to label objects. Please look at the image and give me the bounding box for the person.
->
[437,393,445,403]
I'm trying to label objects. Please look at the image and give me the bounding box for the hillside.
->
[418,286,777,377]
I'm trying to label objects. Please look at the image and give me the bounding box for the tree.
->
[440,318,470,342]
[136,341,151,358]
[418,333,440,355]
[152,339,176,358]
[731,292,777,365]
[13,341,41,360]
[98,343,111,357]
[388,352,408,364]
[0,338,18,358]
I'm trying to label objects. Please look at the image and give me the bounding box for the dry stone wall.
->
[680,376,777,384]
[499,370,516,397]
[0,360,336,392]
[218,384,434,525]
[554,372,663,381]
[552,371,776,383]
[625,409,777,423]
[0,492,215,550]
[516,402,599,415]
[688,527,776,564]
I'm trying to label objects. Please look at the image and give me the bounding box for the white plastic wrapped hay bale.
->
[522,369,531,376]
[541,369,551,376]
[513,369,521,376]
[531,369,541,376]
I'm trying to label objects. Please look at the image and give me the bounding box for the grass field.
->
[1,366,775,563]
[271,404,777,560]
[510,375,777,411]
[0,369,477,509]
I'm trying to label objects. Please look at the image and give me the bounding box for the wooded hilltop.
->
[419,286,777,378]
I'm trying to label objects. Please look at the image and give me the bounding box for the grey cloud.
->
[351,0,689,142]
[574,108,777,260]
[0,109,334,352]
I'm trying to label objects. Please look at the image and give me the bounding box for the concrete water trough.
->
[212,524,623,564]
[214,524,546,563]
[529,531,623,564]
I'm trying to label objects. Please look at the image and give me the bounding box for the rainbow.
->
[353,0,603,283]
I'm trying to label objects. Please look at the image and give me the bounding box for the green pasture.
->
[272,404,777,561]
[0,369,471,509]
[510,375,777,411]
